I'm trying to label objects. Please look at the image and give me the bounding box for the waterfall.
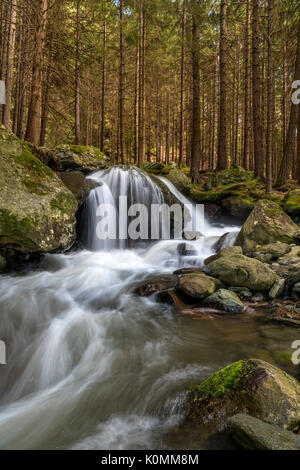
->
[82,167,166,250]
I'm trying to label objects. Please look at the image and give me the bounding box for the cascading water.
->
[0,167,295,450]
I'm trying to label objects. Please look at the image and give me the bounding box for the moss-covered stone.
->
[235,200,300,252]
[203,289,244,314]
[216,166,251,186]
[283,190,300,216]
[54,144,110,173]
[165,168,191,192]
[0,125,78,252]
[179,359,300,440]
[177,273,217,300]
[208,253,276,291]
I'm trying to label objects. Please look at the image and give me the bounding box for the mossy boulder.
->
[207,253,276,291]
[204,246,243,266]
[216,166,250,186]
[227,414,300,450]
[177,273,217,299]
[283,190,300,216]
[203,289,244,314]
[54,144,110,173]
[235,200,300,252]
[0,125,78,252]
[180,359,300,439]
[165,168,191,193]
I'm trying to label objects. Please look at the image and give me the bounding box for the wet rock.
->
[173,267,204,276]
[229,287,253,301]
[251,293,265,303]
[203,289,244,314]
[0,125,78,253]
[177,273,217,300]
[155,289,185,307]
[179,308,225,319]
[235,200,300,252]
[208,254,276,291]
[213,232,230,252]
[183,231,203,241]
[204,246,243,266]
[180,359,300,439]
[227,414,300,450]
[54,144,110,173]
[134,276,177,297]
[269,278,286,299]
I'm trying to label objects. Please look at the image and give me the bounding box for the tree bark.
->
[3,0,17,128]
[74,0,81,145]
[252,0,264,178]
[179,0,186,167]
[266,0,274,193]
[217,0,228,170]
[277,15,300,186]
[190,0,201,183]
[100,17,106,153]
[119,0,126,165]
[243,0,251,170]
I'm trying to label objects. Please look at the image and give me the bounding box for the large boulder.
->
[283,190,300,217]
[54,144,109,173]
[221,196,253,218]
[216,166,250,186]
[180,359,300,439]
[227,414,300,450]
[0,126,78,252]
[207,253,276,291]
[235,200,300,252]
[177,273,217,299]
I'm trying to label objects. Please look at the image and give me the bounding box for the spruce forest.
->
[1,0,300,188]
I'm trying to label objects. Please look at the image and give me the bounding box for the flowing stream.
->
[0,167,298,450]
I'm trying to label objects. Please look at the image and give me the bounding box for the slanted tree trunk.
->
[190,0,201,183]
[217,0,228,170]
[25,0,48,144]
[277,15,300,186]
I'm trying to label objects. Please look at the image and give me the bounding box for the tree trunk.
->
[266,0,274,193]
[277,15,300,186]
[243,0,251,170]
[217,0,228,170]
[74,0,81,145]
[252,0,264,178]
[119,0,126,165]
[179,0,186,167]
[190,0,201,183]
[100,17,106,152]
[25,0,48,144]
[3,0,17,128]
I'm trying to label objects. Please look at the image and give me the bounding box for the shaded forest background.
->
[0,0,300,190]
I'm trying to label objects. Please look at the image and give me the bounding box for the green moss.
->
[0,209,33,232]
[56,144,106,162]
[189,360,254,402]
[15,145,54,179]
[50,193,75,214]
